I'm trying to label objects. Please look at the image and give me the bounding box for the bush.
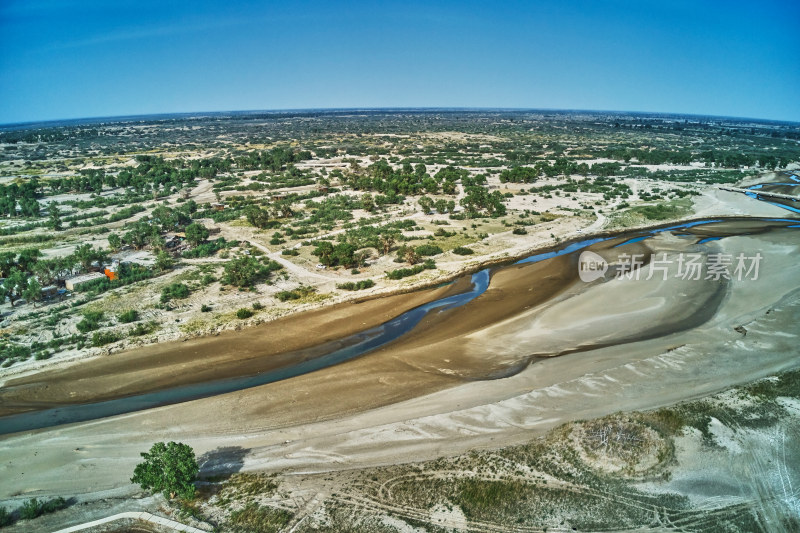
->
[118,309,139,323]
[161,283,190,303]
[0,506,10,527]
[222,256,282,287]
[182,238,235,259]
[275,285,316,302]
[512,227,528,235]
[337,279,375,291]
[92,331,121,347]
[129,322,158,337]
[200,304,212,312]
[452,246,474,255]
[281,249,299,256]
[19,497,67,520]
[236,308,254,319]
[415,244,443,256]
[76,310,104,333]
[385,260,436,280]
[252,302,264,310]
[227,503,293,533]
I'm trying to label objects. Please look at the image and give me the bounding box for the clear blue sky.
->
[1,0,798,124]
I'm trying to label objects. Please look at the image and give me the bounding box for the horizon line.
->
[2,106,800,131]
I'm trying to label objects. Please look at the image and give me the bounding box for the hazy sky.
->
[1,0,798,124]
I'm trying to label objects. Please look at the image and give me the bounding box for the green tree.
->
[16,248,42,273]
[332,243,357,268]
[184,223,209,246]
[379,234,395,255]
[222,256,261,287]
[131,441,198,500]
[2,269,27,305]
[418,195,434,214]
[47,201,62,231]
[155,251,174,272]
[0,252,16,277]
[361,193,375,213]
[73,244,107,272]
[22,278,42,306]
[312,241,335,266]
[124,223,150,250]
[107,232,122,252]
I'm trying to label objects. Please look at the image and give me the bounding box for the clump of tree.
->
[336,279,375,291]
[0,179,41,218]
[415,244,443,257]
[184,222,209,246]
[460,186,506,218]
[131,441,198,500]
[386,259,436,280]
[222,256,282,287]
[312,241,366,268]
[182,237,236,258]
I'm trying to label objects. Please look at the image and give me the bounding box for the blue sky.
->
[1,0,798,124]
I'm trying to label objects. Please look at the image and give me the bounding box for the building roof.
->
[66,272,106,284]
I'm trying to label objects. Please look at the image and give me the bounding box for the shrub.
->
[512,227,528,235]
[222,256,282,287]
[129,322,158,336]
[236,308,254,319]
[252,302,264,310]
[281,249,299,256]
[275,285,316,302]
[275,290,300,302]
[92,331,121,347]
[161,283,190,303]
[337,279,375,291]
[415,244,443,256]
[76,311,104,333]
[182,238,235,258]
[19,497,67,520]
[118,309,139,323]
[452,246,474,255]
[0,506,10,526]
[200,304,212,312]
[227,503,292,533]
[385,260,435,280]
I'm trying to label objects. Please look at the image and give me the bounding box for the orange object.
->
[104,267,118,281]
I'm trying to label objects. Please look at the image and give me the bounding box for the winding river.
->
[1,177,799,435]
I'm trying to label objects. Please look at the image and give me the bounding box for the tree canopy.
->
[131,441,199,500]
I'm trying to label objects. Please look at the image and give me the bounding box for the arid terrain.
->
[0,111,798,532]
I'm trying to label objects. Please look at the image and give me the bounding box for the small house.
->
[41,285,59,299]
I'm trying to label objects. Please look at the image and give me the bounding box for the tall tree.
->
[131,442,198,500]
[47,202,62,231]
[184,223,209,247]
